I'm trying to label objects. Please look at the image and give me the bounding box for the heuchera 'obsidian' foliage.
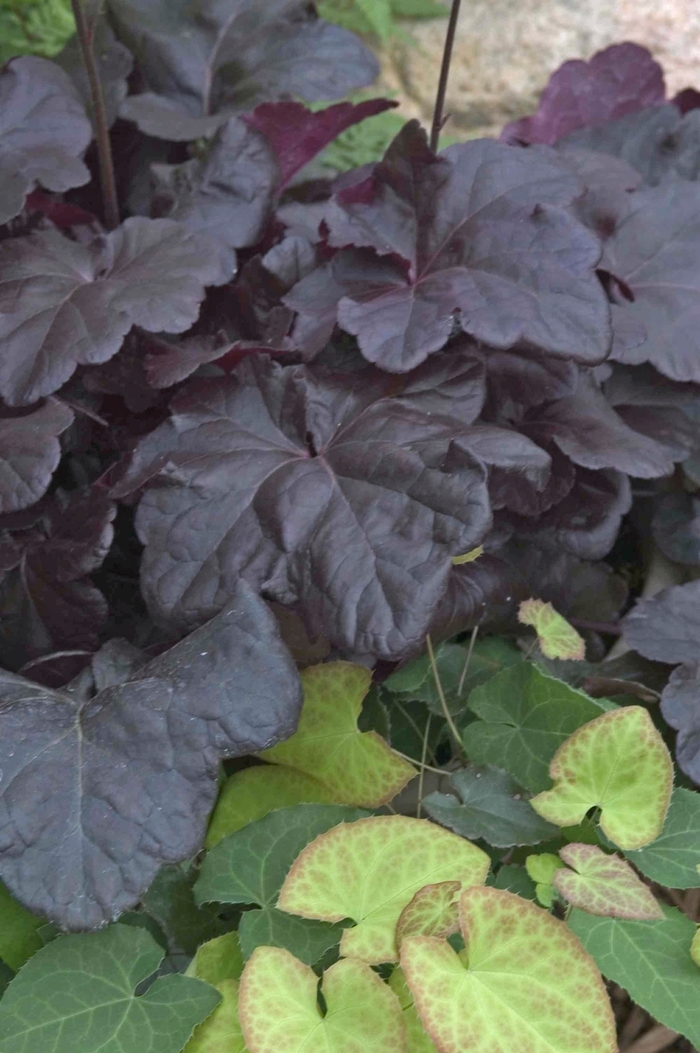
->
[1,12,700,927]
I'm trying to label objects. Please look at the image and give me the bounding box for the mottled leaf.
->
[554,844,663,919]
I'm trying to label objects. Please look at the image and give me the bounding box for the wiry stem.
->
[429,0,462,152]
[70,0,120,229]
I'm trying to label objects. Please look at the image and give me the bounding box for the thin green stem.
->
[70,0,119,229]
[426,633,464,755]
[391,748,446,777]
[457,624,479,697]
[429,0,462,151]
[416,712,432,819]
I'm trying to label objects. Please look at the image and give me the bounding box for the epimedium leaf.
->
[401,886,616,1053]
[0,399,73,515]
[530,706,673,849]
[660,661,700,784]
[622,580,700,666]
[424,764,560,848]
[624,787,700,889]
[277,814,490,964]
[142,865,232,958]
[184,979,245,1053]
[195,804,367,965]
[259,661,415,807]
[0,924,221,1053]
[0,882,44,972]
[388,967,437,1053]
[569,905,700,1048]
[490,863,538,901]
[517,598,585,661]
[501,42,664,145]
[553,843,664,920]
[525,852,564,907]
[238,947,406,1053]
[118,356,495,661]
[0,55,92,226]
[0,580,302,930]
[464,662,607,793]
[0,218,228,406]
[206,766,336,847]
[394,882,460,950]
[186,932,244,986]
[692,929,700,969]
[315,120,611,371]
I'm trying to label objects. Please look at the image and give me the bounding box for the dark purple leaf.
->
[151,118,279,277]
[622,580,700,665]
[553,146,641,239]
[674,88,700,115]
[501,42,664,146]
[0,56,92,226]
[24,190,96,230]
[143,334,237,389]
[427,554,523,641]
[603,178,700,383]
[112,0,379,139]
[482,347,580,412]
[603,364,699,463]
[284,260,347,359]
[244,98,397,191]
[0,400,74,514]
[311,121,610,371]
[0,581,301,929]
[0,218,228,405]
[660,661,700,784]
[489,435,575,517]
[652,493,700,565]
[116,356,497,659]
[57,17,133,127]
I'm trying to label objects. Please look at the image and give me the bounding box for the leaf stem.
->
[416,712,432,818]
[429,0,462,151]
[426,633,464,754]
[70,0,120,229]
[391,748,446,777]
[457,624,479,697]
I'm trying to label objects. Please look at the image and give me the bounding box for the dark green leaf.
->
[142,865,232,956]
[624,788,700,889]
[238,908,345,966]
[0,882,43,971]
[489,864,538,901]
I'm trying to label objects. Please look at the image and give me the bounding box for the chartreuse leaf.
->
[260,662,414,807]
[401,887,616,1053]
[395,882,461,950]
[0,881,43,970]
[554,844,664,920]
[624,787,700,888]
[518,599,586,661]
[277,815,490,964]
[691,929,700,969]
[0,924,221,1053]
[525,853,564,908]
[388,968,437,1053]
[238,947,406,1053]
[531,706,673,849]
[569,906,700,1047]
[184,934,246,1053]
[465,663,607,792]
[195,805,367,965]
[206,767,335,847]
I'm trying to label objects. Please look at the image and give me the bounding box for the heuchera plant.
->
[0,0,700,1050]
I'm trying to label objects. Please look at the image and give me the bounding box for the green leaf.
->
[0,0,75,63]
[489,864,537,901]
[186,933,244,986]
[518,599,586,660]
[569,905,700,1047]
[238,948,406,1052]
[388,698,445,762]
[278,814,490,964]
[692,929,700,969]
[401,887,616,1053]
[143,864,231,956]
[354,0,392,38]
[206,766,335,847]
[465,663,606,792]
[195,804,367,965]
[184,979,245,1053]
[0,924,221,1053]
[390,0,449,15]
[624,787,700,888]
[0,881,43,970]
[260,662,415,807]
[388,968,437,1052]
[525,852,564,907]
[554,844,664,920]
[531,706,673,849]
[395,881,461,949]
[424,764,560,847]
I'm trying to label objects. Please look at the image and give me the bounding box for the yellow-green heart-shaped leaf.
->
[184,980,246,1053]
[530,707,673,849]
[518,599,585,660]
[260,662,415,807]
[401,887,616,1053]
[186,933,244,986]
[554,844,664,920]
[206,767,335,846]
[388,968,437,1053]
[277,815,489,964]
[692,929,700,969]
[238,947,405,1053]
[395,882,460,950]
[525,852,565,908]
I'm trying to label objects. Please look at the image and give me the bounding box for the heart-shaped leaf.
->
[238,947,405,1053]
[196,805,367,965]
[530,706,673,849]
[401,886,616,1053]
[554,844,664,919]
[388,968,437,1053]
[277,815,489,964]
[0,580,301,930]
[624,788,700,888]
[526,852,565,907]
[395,882,461,950]
[185,934,246,1053]
[186,933,244,987]
[517,599,585,660]
[0,924,220,1053]
[260,662,415,807]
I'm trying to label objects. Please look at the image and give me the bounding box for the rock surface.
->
[385,0,700,137]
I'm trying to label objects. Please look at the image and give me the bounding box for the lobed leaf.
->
[0,400,73,515]
[554,844,663,919]
[622,580,700,666]
[525,852,565,907]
